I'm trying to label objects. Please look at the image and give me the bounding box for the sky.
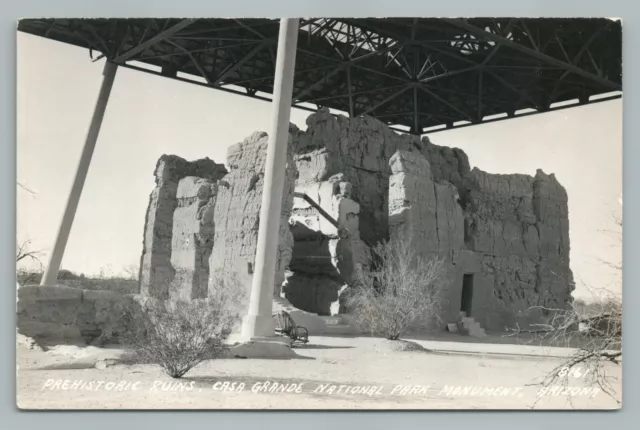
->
[17,32,622,300]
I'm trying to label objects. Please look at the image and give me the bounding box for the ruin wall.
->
[208,129,298,298]
[455,168,574,331]
[284,109,420,314]
[138,155,227,300]
[137,112,574,334]
[388,137,574,332]
[170,177,218,301]
[388,149,465,328]
[295,109,421,245]
[285,174,366,315]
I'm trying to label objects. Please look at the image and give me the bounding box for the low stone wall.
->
[16,285,333,345]
[17,285,137,345]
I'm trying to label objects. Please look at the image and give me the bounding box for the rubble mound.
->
[377,339,429,353]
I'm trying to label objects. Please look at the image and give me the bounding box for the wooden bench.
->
[272,310,309,346]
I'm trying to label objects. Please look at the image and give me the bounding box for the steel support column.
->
[241,18,299,339]
[40,61,118,285]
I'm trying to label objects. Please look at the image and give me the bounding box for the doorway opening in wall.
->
[461,274,474,317]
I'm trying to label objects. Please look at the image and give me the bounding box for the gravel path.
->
[17,335,621,410]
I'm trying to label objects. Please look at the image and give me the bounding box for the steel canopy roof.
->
[18,18,622,134]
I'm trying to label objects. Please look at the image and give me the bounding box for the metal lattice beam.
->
[114,19,197,62]
[442,18,621,91]
[18,17,622,135]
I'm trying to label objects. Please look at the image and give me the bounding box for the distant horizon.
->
[17,32,622,301]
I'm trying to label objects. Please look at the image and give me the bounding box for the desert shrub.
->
[16,269,42,286]
[346,234,446,340]
[511,291,622,406]
[78,292,134,346]
[122,273,247,378]
[511,214,622,406]
[16,240,44,287]
[57,269,81,280]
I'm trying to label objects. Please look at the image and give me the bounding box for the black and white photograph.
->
[15,17,623,410]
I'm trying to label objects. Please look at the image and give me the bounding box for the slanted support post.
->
[240,18,299,340]
[413,86,419,134]
[40,61,118,285]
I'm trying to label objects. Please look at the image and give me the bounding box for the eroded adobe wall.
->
[421,137,473,192]
[389,149,466,257]
[139,155,227,300]
[379,130,573,332]
[137,112,574,334]
[285,173,368,315]
[458,168,574,331]
[284,109,424,315]
[295,108,422,245]
[169,177,218,301]
[404,137,574,332]
[388,149,465,328]
[208,129,298,298]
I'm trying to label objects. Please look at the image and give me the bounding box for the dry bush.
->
[346,234,446,340]
[17,183,42,284]
[122,263,140,281]
[16,269,42,286]
[509,214,622,406]
[16,240,44,268]
[122,273,247,378]
[509,292,622,407]
[16,240,45,288]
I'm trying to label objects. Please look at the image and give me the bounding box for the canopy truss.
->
[18,17,622,134]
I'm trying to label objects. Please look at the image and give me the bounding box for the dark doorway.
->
[460,274,474,316]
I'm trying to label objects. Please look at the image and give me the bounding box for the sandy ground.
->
[16,335,621,410]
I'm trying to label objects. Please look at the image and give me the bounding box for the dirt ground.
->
[16,334,622,410]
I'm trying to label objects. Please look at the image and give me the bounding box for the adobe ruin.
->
[138,109,574,333]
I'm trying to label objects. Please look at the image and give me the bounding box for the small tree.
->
[346,234,446,340]
[122,273,247,378]
[510,213,622,406]
[17,183,43,286]
[16,240,44,286]
[511,291,621,407]
[58,269,81,280]
[122,263,140,281]
[16,239,43,266]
